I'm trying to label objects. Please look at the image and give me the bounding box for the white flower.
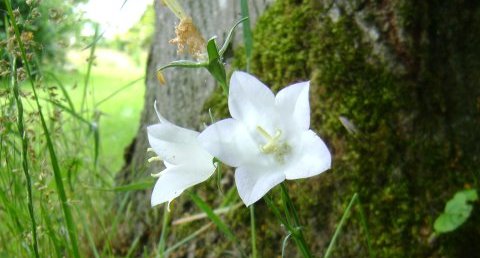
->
[198,71,331,206]
[148,104,215,207]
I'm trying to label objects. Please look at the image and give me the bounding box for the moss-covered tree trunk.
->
[115,0,480,257]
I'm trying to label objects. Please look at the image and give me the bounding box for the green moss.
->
[203,0,480,256]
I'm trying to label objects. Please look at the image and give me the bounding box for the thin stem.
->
[4,1,80,256]
[356,195,375,258]
[10,56,39,258]
[264,193,312,258]
[81,24,99,115]
[240,0,253,71]
[250,205,258,258]
[280,183,312,258]
[280,183,301,227]
[263,195,288,227]
[324,193,358,258]
[156,203,171,258]
[164,223,213,255]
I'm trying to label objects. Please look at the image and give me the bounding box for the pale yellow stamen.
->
[256,126,282,153]
[151,171,163,178]
[256,126,292,163]
[148,156,162,163]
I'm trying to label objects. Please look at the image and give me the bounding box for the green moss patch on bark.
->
[203,0,480,257]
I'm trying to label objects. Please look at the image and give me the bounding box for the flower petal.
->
[229,71,276,129]
[235,165,285,206]
[154,100,169,124]
[151,163,215,207]
[198,118,258,167]
[148,124,210,165]
[275,81,310,131]
[284,130,331,180]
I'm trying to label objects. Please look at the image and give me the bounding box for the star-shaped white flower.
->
[198,71,331,206]
[148,104,215,207]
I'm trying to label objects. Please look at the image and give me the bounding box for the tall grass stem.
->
[9,55,39,258]
[156,203,171,258]
[5,1,80,256]
[81,25,99,114]
[324,193,358,258]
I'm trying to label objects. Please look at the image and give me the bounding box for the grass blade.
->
[164,223,213,256]
[240,0,253,71]
[155,204,171,258]
[172,202,242,226]
[4,1,80,256]
[81,24,99,114]
[324,193,358,258]
[356,195,375,258]
[6,35,39,258]
[126,234,142,258]
[95,76,144,107]
[41,202,63,258]
[188,191,237,242]
[43,71,76,112]
[281,233,293,258]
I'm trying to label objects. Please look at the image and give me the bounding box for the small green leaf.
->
[434,189,478,233]
[219,17,249,56]
[157,60,207,71]
[188,191,237,242]
[206,37,220,60]
[205,37,227,89]
[457,189,478,202]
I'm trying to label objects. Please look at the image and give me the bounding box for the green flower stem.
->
[280,183,301,227]
[264,193,312,258]
[279,183,313,258]
[250,205,258,258]
[156,203,171,258]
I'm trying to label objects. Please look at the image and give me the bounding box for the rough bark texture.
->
[113,0,271,256]
[115,0,480,257]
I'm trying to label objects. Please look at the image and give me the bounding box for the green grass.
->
[0,29,145,257]
[55,47,146,173]
[0,1,148,256]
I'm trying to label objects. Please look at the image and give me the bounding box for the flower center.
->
[256,126,291,163]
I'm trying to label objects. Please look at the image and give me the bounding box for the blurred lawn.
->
[57,47,146,173]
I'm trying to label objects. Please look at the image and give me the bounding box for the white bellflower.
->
[148,105,215,207]
[199,72,331,206]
